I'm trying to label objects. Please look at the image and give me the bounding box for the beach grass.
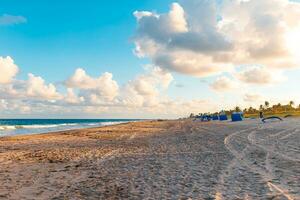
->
[244,111,300,118]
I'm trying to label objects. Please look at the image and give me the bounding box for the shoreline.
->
[0,120,156,140]
[0,119,145,138]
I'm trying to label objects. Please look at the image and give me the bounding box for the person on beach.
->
[260,111,264,119]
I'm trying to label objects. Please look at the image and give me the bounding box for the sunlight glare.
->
[285,26,300,58]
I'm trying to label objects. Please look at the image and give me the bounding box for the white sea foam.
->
[99,121,131,126]
[0,123,79,131]
[0,121,134,134]
[0,125,18,130]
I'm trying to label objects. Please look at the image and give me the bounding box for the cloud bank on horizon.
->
[0,56,213,118]
[1,0,300,118]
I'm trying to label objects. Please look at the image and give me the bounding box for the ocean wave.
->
[0,125,18,130]
[0,123,79,130]
[85,123,100,126]
[0,120,135,133]
[99,121,131,126]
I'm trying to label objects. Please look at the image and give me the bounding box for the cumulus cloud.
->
[0,58,178,117]
[0,14,27,25]
[26,74,62,100]
[133,0,300,77]
[210,76,238,92]
[0,57,62,101]
[0,57,219,118]
[64,88,85,104]
[120,67,174,107]
[166,3,188,33]
[65,68,119,101]
[63,66,173,108]
[154,51,233,77]
[2,63,213,118]
[134,3,188,40]
[236,66,285,85]
[0,99,31,114]
[0,56,19,84]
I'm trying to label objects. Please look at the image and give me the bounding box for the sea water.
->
[0,119,138,137]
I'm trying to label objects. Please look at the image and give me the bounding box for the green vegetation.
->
[243,101,300,118]
[190,101,300,118]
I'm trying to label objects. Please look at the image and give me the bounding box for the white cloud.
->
[65,68,119,101]
[26,73,62,100]
[0,62,217,118]
[0,99,31,114]
[167,3,188,33]
[134,2,188,38]
[133,11,154,20]
[65,68,99,89]
[210,76,238,92]
[133,0,300,77]
[236,66,285,85]
[0,99,8,110]
[154,51,234,77]
[63,67,173,108]
[0,59,227,118]
[120,67,174,107]
[64,88,84,104]
[0,56,19,84]
[0,14,27,25]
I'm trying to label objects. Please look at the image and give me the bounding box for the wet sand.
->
[0,119,299,199]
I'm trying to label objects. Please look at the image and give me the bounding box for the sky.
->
[1,0,300,119]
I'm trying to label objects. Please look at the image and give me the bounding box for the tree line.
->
[190,101,300,118]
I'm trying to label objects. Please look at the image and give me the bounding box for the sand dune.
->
[0,119,299,199]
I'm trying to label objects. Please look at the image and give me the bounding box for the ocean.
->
[0,119,138,137]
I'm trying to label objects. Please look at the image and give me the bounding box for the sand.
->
[0,119,299,199]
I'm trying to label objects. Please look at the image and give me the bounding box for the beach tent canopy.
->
[219,112,228,121]
[231,112,243,122]
[212,115,219,120]
[201,114,212,121]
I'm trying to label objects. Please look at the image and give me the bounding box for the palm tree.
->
[289,101,294,107]
[265,101,270,109]
[235,106,241,112]
[248,106,254,113]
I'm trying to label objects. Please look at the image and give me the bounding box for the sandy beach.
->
[0,119,299,199]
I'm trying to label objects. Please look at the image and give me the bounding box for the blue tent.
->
[219,114,228,121]
[212,115,219,120]
[201,114,212,121]
[231,112,243,122]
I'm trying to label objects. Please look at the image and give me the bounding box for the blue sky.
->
[0,0,172,82]
[1,0,300,118]
[0,0,207,100]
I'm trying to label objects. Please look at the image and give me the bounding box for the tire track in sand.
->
[248,129,300,162]
[216,126,297,200]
